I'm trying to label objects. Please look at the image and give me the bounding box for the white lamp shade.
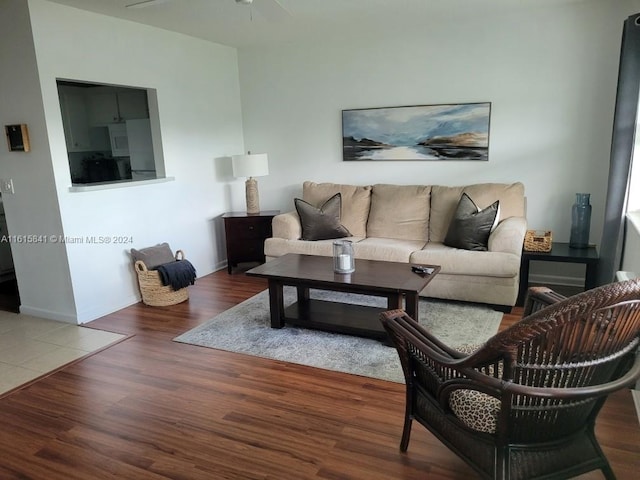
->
[231,153,269,178]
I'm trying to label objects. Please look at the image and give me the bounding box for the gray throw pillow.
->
[131,242,175,269]
[294,193,351,241]
[444,193,499,251]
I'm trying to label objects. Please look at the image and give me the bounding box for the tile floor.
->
[0,311,126,396]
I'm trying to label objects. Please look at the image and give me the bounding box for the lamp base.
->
[245,177,260,214]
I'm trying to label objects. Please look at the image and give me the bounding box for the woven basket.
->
[523,230,553,253]
[134,250,189,306]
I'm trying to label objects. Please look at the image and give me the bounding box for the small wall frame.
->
[5,124,30,152]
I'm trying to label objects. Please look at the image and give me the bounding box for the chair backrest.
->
[474,279,640,441]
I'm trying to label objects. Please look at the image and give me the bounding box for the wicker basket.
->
[524,230,553,253]
[134,250,189,306]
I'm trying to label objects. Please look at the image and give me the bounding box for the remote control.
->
[411,265,434,275]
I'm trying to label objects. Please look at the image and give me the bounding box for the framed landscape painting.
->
[342,102,491,161]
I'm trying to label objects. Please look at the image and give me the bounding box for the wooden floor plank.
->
[0,269,638,479]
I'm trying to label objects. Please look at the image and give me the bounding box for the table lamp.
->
[231,152,269,214]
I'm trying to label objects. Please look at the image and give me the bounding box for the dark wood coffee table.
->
[246,254,440,341]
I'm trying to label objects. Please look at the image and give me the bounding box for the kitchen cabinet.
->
[118,90,148,119]
[59,89,92,152]
[87,92,120,125]
[87,90,148,126]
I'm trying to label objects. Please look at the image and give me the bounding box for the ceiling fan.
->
[126,0,292,19]
[126,0,170,8]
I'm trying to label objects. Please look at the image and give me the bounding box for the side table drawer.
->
[227,239,264,262]
[225,219,271,240]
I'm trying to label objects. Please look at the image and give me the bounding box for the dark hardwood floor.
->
[0,270,638,479]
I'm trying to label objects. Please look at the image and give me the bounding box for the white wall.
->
[0,0,77,322]
[2,0,639,322]
[238,0,640,272]
[622,215,640,276]
[16,0,245,323]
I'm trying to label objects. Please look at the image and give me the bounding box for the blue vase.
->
[569,193,591,249]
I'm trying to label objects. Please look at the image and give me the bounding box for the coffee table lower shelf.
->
[284,299,387,340]
[246,254,440,343]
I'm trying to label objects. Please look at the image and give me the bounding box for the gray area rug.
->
[174,288,503,383]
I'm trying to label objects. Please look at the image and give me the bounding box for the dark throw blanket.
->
[155,260,197,290]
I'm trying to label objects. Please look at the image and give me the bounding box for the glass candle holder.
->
[333,240,355,274]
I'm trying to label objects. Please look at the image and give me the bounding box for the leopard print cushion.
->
[448,343,500,434]
[449,389,500,434]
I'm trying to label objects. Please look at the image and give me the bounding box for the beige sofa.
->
[265,181,527,308]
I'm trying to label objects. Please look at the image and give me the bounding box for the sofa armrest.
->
[272,211,302,240]
[488,216,527,256]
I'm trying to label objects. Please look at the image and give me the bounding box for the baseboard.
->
[75,293,142,324]
[214,261,227,272]
[529,274,584,288]
[18,305,78,324]
[20,292,142,325]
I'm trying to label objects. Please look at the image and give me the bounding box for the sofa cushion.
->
[265,237,359,258]
[366,184,431,241]
[294,193,350,241]
[354,238,426,263]
[430,183,525,243]
[410,243,520,277]
[418,272,519,305]
[444,193,499,251]
[303,181,372,238]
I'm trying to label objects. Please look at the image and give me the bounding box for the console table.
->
[517,242,599,306]
[223,210,279,274]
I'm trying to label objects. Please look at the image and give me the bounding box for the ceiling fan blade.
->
[270,0,293,17]
[250,0,292,22]
[126,0,172,9]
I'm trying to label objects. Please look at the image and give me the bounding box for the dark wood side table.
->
[223,210,280,274]
[517,242,599,305]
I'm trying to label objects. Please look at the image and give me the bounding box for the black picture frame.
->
[5,124,30,152]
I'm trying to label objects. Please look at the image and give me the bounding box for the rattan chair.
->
[380,278,640,480]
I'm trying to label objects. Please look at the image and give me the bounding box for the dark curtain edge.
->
[598,13,640,285]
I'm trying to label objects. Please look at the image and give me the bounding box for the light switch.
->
[0,179,14,194]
